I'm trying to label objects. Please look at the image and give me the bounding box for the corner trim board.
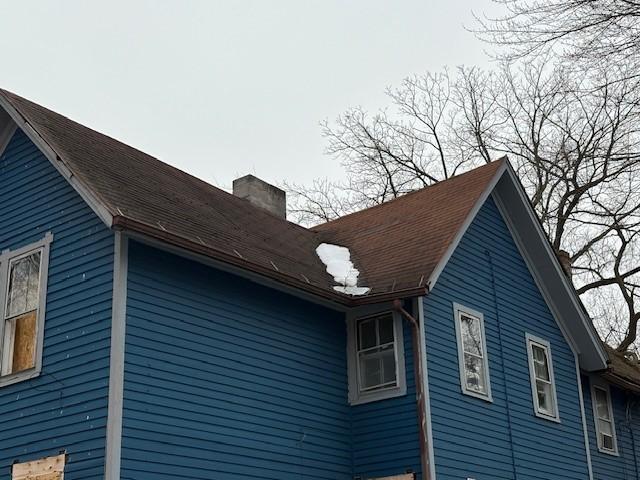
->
[105,232,128,480]
[576,359,595,480]
[418,297,437,480]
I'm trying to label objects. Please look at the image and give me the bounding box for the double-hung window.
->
[347,311,406,404]
[592,384,618,455]
[454,304,492,401]
[0,234,52,385]
[526,334,559,421]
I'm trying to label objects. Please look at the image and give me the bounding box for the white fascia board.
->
[0,95,114,228]
[492,166,607,371]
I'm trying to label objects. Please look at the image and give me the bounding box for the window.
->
[454,304,492,401]
[526,334,559,421]
[0,234,52,386]
[592,384,618,455]
[347,311,406,404]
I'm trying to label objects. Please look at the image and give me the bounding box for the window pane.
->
[360,355,382,389]
[595,389,611,420]
[463,353,486,394]
[381,348,397,385]
[378,316,394,345]
[536,379,553,415]
[358,319,377,350]
[598,418,613,437]
[532,345,550,381]
[6,252,41,318]
[460,314,483,356]
[602,433,614,451]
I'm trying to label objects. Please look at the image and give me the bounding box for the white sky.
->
[0,0,503,191]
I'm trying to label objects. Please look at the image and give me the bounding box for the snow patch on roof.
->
[315,243,371,296]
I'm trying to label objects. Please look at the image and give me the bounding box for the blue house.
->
[0,88,638,480]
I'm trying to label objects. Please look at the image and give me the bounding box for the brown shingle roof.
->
[313,159,506,293]
[0,88,505,305]
[603,345,640,392]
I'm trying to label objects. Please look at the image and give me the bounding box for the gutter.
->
[393,299,432,480]
[601,372,640,395]
[112,215,427,308]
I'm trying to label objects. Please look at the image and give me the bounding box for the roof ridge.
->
[312,158,507,231]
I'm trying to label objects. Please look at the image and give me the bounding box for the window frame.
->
[526,333,560,422]
[347,308,406,405]
[0,233,52,387]
[591,381,619,456]
[453,303,492,402]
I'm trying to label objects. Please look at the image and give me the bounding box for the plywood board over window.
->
[12,454,65,480]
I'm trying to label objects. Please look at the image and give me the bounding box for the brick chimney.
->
[232,175,286,219]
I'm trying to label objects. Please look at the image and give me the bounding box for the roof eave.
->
[112,215,428,309]
[601,371,640,394]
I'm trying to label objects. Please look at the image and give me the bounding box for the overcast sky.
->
[0,1,502,191]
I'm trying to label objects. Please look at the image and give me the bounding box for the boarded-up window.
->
[1,251,42,375]
[12,454,65,480]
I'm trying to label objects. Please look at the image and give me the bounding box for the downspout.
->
[393,299,432,480]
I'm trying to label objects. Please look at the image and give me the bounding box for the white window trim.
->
[591,380,619,456]
[0,233,53,387]
[526,333,560,422]
[347,307,406,405]
[453,303,492,402]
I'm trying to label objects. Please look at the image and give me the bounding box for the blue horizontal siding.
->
[583,377,640,479]
[424,197,590,480]
[121,242,351,479]
[0,129,113,479]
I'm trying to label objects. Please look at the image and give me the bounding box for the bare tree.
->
[287,61,640,351]
[476,0,640,81]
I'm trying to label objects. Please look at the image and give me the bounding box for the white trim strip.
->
[105,232,128,479]
[418,297,437,480]
[576,357,595,480]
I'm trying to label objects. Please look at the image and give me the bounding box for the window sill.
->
[0,367,40,387]
[533,410,561,423]
[461,387,493,403]
[349,384,407,406]
[597,447,619,457]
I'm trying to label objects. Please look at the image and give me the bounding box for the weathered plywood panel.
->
[12,310,37,373]
[12,454,64,479]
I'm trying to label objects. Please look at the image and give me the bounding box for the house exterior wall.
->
[582,377,640,479]
[351,315,421,478]
[424,197,591,480]
[0,129,114,478]
[120,241,352,479]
